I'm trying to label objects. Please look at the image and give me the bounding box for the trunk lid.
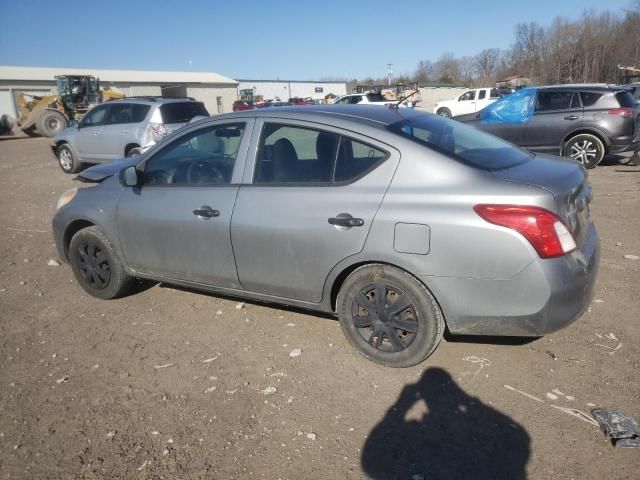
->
[491,153,592,248]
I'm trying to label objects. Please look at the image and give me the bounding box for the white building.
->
[237,79,347,102]
[0,66,238,118]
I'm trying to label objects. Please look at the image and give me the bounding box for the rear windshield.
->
[615,91,637,108]
[160,102,209,124]
[388,115,532,171]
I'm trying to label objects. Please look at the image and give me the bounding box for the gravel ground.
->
[0,137,638,479]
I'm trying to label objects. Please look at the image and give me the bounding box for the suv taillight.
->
[608,108,634,118]
[474,205,577,259]
[149,122,167,141]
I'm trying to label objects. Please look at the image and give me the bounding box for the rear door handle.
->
[328,213,364,228]
[193,206,220,219]
[564,115,579,120]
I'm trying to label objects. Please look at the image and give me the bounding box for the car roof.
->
[107,97,202,105]
[211,104,426,128]
[536,85,625,93]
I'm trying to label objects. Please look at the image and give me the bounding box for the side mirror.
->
[119,166,141,187]
[69,119,79,128]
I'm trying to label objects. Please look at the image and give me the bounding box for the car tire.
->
[37,110,67,137]
[57,144,83,174]
[69,226,134,300]
[336,264,445,368]
[126,147,142,157]
[436,108,452,118]
[563,133,605,169]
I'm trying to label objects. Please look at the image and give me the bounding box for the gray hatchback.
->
[52,105,599,367]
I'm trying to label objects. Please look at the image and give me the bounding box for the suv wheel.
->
[126,147,142,157]
[336,264,445,368]
[69,226,134,300]
[436,108,452,118]
[57,144,82,173]
[563,134,605,169]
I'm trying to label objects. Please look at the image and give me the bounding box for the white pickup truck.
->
[433,88,501,117]
[333,93,396,106]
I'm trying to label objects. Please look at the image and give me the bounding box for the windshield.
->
[160,102,209,124]
[388,115,532,171]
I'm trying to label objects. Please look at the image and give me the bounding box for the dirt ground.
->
[0,136,638,480]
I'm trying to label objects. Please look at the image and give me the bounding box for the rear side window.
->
[580,92,603,107]
[105,103,150,124]
[254,123,387,184]
[160,102,209,123]
[366,93,387,102]
[615,91,637,108]
[535,91,579,111]
[478,90,486,100]
[388,115,531,171]
[335,138,387,182]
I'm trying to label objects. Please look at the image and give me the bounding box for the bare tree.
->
[474,48,501,85]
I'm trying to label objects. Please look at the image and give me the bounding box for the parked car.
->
[52,97,209,173]
[433,88,502,118]
[233,100,256,111]
[333,93,395,106]
[455,86,640,168]
[52,105,599,367]
[288,97,307,106]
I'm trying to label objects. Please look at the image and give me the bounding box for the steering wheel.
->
[186,159,225,184]
[144,169,172,185]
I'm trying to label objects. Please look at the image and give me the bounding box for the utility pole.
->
[386,64,393,86]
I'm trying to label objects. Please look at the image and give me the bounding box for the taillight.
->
[149,122,167,141]
[608,108,634,118]
[474,205,577,259]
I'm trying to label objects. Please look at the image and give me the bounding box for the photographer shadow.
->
[361,368,530,480]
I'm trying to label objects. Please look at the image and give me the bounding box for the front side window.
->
[254,123,388,184]
[81,105,108,127]
[335,96,352,104]
[459,91,476,101]
[389,115,531,171]
[143,123,245,186]
[479,87,536,124]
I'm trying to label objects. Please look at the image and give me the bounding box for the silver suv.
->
[52,97,209,173]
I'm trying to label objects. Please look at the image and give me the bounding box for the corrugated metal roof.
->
[238,79,346,84]
[0,65,238,85]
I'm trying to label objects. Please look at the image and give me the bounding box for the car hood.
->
[77,157,139,182]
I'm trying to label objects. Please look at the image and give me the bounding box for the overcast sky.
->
[0,0,633,80]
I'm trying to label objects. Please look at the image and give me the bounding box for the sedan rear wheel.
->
[337,264,444,367]
[563,134,605,169]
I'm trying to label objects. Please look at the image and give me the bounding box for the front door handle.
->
[121,130,129,134]
[193,206,220,219]
[328,213,364,228]
[564,115,579,120]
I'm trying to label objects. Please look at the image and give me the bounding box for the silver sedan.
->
[52,105,599,367]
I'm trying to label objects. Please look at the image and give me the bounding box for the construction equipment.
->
[15,75,124,137]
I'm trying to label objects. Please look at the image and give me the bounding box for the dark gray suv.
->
[455,86,640,168]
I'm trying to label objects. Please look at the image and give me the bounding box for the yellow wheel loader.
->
[16,75,124,137]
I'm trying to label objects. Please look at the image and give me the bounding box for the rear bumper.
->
[424,223,599,336]
[608,133,640,153]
